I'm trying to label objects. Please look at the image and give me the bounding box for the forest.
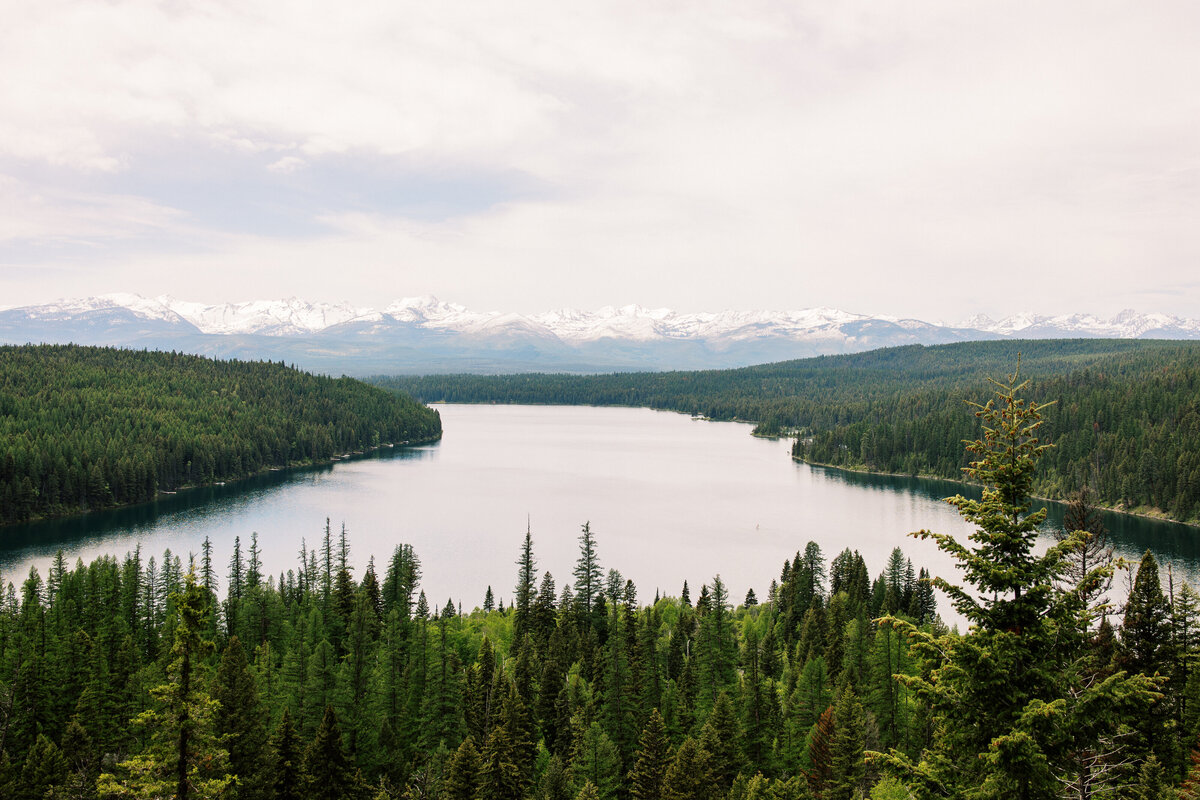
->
[0,372,1196,799]
[375,339,1200,524]
[0,345,442,525]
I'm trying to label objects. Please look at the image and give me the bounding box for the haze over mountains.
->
[3,294,1199,375]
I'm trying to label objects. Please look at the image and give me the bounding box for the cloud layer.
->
[2,1,1197,319]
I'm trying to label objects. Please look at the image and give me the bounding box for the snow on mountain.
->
[158,296,373,336]
[965,310,1200,339]
[5,293,1199,374]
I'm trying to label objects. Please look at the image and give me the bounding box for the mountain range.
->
[3,294,1199,374]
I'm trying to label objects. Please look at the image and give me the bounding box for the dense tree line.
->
[0,345,442,524]
[374,339,1200,523]
[0,371,1196,798]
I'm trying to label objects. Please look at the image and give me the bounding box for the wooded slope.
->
[0,344,441,523]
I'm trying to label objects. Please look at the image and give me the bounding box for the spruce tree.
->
[662,736,713,800]
[628,709,670,800]
[875,364,1158,800]
[304,705,357,800]
[514,524,537,641]
[574,523,602,614]
[828,687,865,800]
[479,723,523,800]
[213,636,267,799]
[442,736,482,800]
[270,708,306,800]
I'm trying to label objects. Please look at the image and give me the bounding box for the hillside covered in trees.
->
[376,339,1200,524]
[0,372,1195,799]
[0,345,442,524]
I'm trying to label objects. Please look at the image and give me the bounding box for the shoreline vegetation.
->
[0,344,442,526]
[792,454,1195,529]
[12,433,443,528]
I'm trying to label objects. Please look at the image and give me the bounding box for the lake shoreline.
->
[794,455,1200,531]
[1,434,443,529]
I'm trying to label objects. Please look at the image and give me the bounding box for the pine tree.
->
[828,687,865,800]
[662,736,713,800]
[213,636,268,800]
[574,523,602,614]
[876,364,1158,800]
[514,524,537,641]
[304,705,357,800]
[270,708,306,800]
[628,709,670,800]
[442,736,482,800]
[479,723,523,800]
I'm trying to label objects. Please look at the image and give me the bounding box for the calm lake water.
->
[2,404,1198,619]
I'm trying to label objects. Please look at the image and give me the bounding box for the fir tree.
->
[304,706,357,800]
[574,523,603,614]
[213,636,268,800]
[662,736,713,800]
[876,364,1158,800]
[442,736,482,800]
[628,709,671,800]
[479,723,523,800]
[269,709,306,800]
[828,687,866,800]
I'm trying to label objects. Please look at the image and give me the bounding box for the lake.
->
[2,404,1198,619]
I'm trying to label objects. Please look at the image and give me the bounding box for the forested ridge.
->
[0,344,442,525]
[375,339,1200,524]
[0,375,1197,799]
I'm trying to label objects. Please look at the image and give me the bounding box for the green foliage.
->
[876,365,1159,799]
[0,344,441,524]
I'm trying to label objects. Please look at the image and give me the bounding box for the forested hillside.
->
[0,345,441,524]
[0,378,1191,798]
[376,339,1200,523]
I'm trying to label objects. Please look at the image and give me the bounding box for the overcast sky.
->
[2,1,1197,321]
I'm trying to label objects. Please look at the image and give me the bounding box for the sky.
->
[2,1,1198,322]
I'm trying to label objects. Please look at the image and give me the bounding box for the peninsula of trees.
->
[376,339,1200,524]
[0,344,442,524]
[0,371,1193,798]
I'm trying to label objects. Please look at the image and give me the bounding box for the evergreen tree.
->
[442,736,482,800]
[269,709,306,800]
[514,524,537,641]
[479,723,523,800]
[828,687,865,800]
[876,364,1158,800]
[539,755,572,800]
[700,691,743,793]
[97,570,232,800]
[570,721,622,800]
[628,709,671,800]
[304,706,358,800]
[213,636,268,799]
[574,523,603,614]
[18,734,68,800]
[662,736,713,800]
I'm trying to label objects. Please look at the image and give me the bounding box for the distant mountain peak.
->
[3,294,1198,374]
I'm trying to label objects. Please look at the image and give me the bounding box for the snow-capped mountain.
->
[2,294,1197,374]
[963,311,1200,340]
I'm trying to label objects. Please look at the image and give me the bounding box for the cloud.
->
[266,156,307,174]
[1,1,1198,318]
